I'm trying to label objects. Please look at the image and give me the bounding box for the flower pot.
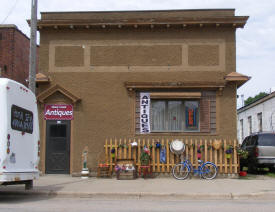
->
[212,140,221,150]
[239,171,247,177]
[156,142,161,148]
[226,154,231,159]
[197,153,201,159]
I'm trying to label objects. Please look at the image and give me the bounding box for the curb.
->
[2,190,275,200]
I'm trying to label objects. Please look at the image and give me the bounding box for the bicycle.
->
[172,156,218,180]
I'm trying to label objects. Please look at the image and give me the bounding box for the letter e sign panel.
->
[44,104,73,120]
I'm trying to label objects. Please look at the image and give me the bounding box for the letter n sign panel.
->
[140,93,150,134]
[44,104,73,120]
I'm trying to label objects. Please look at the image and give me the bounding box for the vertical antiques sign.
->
[44,104,73,120]
[140,93,150,134]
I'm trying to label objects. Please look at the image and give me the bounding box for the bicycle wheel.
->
[201,162,217,180]
[172,163,189,180]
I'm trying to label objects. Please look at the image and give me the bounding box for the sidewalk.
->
[1,174,275,200]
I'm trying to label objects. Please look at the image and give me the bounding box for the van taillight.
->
[255,147,259,157]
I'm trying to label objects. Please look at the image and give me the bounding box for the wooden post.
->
[152,139,155,172]
[209,139,213,163]
[190,139,193,166]
[114,138,118,161]
[157,139,160,173]
[123,138,127,159]
[147,138,151,170]
[118,139,122,159]
[195,139,198,168]
[214,140,217,167]
[105,139,108,164]
[224,139,228,174]
[166,139,170,172]
[110,138,113,172]
[138,139,141,170]
[128,138,132,159]
[219,139,223,174]
[171,139,175,169]
[133,139,137,164]
[200,139,203,161]
[204,139,207,162]
[229,140,233,174]
[234,139,238,174]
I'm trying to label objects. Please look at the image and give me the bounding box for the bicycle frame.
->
[180,159,217,177]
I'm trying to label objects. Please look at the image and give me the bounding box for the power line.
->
[1,0,19,24]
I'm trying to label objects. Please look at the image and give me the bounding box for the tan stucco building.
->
[36,9,249,174]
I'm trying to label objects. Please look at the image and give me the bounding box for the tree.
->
[244,92,268,106]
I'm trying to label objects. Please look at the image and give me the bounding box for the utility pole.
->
[28,0,38,93]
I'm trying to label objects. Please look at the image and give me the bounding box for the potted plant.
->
[140,148,150,166]
[225,145,233,159]
[197,145,204,159]
[237,148,248,159]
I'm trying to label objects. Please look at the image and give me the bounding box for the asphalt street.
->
[0,196,275,212]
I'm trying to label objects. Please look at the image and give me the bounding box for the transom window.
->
[151,100,199,132]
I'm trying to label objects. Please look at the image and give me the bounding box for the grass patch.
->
[266,172,275,178]
[241,166,275,178]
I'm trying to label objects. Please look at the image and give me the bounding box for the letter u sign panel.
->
[44,104,73,120]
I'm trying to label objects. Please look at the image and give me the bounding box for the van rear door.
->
[258,134,275,158]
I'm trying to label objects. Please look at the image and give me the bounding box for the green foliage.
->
[237,147,248,159]
[140,151,150,165]
[244,92,268,106]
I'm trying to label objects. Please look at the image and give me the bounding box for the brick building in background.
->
[0,24,38,86]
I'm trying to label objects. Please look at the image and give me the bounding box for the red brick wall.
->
[0,27,39,86]
[0,28,14,80]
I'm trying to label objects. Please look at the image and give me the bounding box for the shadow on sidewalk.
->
[0,178,87,203]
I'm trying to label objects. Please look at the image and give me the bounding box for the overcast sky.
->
[1,0,275,107]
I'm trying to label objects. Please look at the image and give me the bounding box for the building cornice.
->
[32,9,249,30]
[35,16,248,30]
[224,72,251,88]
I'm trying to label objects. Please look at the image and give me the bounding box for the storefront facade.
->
[36,9,249,174]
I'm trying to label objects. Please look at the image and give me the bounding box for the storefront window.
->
[151,100,199,132]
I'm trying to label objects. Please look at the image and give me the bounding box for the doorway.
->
[45,120,71,174]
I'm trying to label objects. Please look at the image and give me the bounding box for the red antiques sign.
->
[44,104,73,120]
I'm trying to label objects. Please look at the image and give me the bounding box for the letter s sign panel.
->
[44,104,73,120]
[140,93,150,134]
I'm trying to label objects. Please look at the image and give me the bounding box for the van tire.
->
[248,163,257,174]
[25,180,33,190]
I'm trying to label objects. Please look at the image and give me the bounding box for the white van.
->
[0,78,39,189]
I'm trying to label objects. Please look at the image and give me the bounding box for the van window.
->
[251,135,258,145]
[258,134,275,146]
[241,137,248,148]
[11,105,33,134]
[246,136,253,146]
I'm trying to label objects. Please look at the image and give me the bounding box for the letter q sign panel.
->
[44,104,73,120]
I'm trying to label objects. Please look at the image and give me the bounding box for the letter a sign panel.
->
[44,104,73,120]
[140,93,150,134]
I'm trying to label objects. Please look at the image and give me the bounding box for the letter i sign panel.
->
[44,104,73,120]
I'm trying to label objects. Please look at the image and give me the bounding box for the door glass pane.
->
[151,101,166,131]
[168,101,183,131]
[50,125,66,137]
[185,101,199,131]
